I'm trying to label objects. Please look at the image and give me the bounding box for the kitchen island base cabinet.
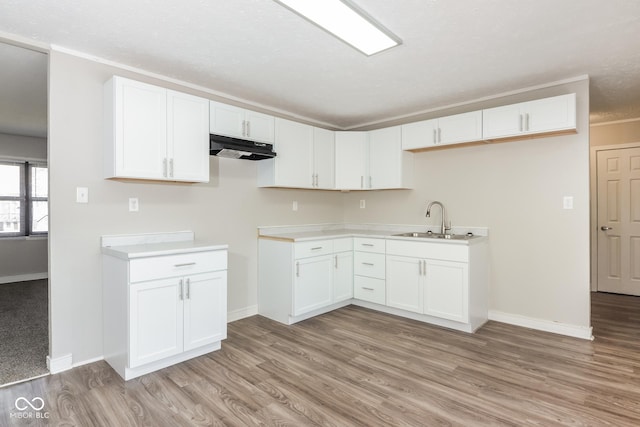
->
[103,246,227,381]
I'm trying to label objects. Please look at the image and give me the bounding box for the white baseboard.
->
[0,272,48,285]
[228,305,258,323]
[73,356,104,369]
[489,310,593,340]
[46,354,73,374]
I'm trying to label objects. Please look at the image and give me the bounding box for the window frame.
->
[0,160,48,238]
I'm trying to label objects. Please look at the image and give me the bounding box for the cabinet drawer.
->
[333,238,353,253]
[386,239,468,262]
[354,276,385,305]
[295,240,333,259]
[130,250,227,283]
[354,237,385,253]
[354,252,385,279]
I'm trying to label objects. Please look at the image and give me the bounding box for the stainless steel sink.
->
[392,232,476,240]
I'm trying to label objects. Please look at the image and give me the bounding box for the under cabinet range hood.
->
[209,134,277,160]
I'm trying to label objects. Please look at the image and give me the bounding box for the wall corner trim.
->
[489,310,593,340]
[46,353,73,374]
[228,305,258,323]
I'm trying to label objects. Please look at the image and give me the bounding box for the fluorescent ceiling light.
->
[275,0,401,56]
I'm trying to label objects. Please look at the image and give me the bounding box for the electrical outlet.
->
[360,200,366,209]
[76,187,89,203]
[129,198,139,212]
[292,201,298,211]
[563,196,574,210]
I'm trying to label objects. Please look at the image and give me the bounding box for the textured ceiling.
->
[1,0,640,136]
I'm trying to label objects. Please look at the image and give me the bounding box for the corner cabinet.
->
[104,76,210,182]
[335,128,413,190]
[102,242,227,380]
[258,237,353,324]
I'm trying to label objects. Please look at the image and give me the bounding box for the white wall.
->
[48,50,346,364]
[0,132,48,282]
[345,80,591,330]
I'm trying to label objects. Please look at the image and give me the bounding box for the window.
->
[0,161,48,237]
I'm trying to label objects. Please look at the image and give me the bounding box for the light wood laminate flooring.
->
[1,292,640,426]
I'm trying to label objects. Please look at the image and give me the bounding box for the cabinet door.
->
[482,103,522,139]
[113,77,167,179]
[369,126,402,189]
[183,271,227,351]
[313,127,335,189]
[335,131,368,190]
[293,255,334,316]
[209,101,245,139]
[129,278,183,368]
[273,118,314,188]
[401,119,437,150]
[437,111,483,146]
[424,260,468,323]
[333,251,353,302]
[167,90,210,182]
[386,256,423,314]
[525,93,576,134]
[245,110,275,143]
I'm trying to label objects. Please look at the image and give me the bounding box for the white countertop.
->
[258,224,489,245]
[101,231,228,260]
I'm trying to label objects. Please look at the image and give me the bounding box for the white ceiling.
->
[1,0,640,135]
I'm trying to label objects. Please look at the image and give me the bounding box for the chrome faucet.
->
[426,201,449,235]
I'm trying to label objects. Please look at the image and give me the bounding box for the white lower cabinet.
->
[258,237,353,324]
[386,255,468,322]
[258,233,488,333]
[294,254,334,316]
[385,239,486,332]
[103,247,227,380]
[334,250,354,302]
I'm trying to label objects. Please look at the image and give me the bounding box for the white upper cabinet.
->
[369,126,413,189]
[335,131,369,190]
[401,111,482,150]
[313,127,335,189]
[209,100,274,143]
[258,119,335,189]
[336,128,413,190]
[167,90,210,182]
[104,76,209,183]
[482,93,576,140]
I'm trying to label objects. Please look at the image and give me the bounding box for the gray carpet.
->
[0,279,49,386]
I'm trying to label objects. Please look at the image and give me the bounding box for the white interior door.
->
[597,146,640,295]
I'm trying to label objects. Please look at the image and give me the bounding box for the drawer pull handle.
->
[174,262,196,268]
[362,262,374,266]
[362,287,374,291]
[361,243,374,247]
[186,278,191,299]
[311,247,323,250]
[179,279,184,300]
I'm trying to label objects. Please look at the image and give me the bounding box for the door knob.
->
[600,226,613,231]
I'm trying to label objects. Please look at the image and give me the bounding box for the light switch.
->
[76,187,88,203]
[292,201,298,211]
[360,200,366,209]
[563,196,574,210]
[129,198,139,212]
